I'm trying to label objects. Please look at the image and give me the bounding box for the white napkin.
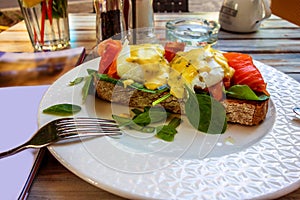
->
[0,85,49,199]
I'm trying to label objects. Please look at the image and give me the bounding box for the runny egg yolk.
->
[117,43,169,90]
[168,46,234,98]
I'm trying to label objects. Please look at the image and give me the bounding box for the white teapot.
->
[219,0,272,33]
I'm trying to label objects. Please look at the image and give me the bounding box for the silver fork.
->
[0,117,122,159]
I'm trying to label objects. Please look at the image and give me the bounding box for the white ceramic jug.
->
[219,0,272,33]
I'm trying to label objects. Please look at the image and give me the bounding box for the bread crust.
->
[222,99,269,125]
[95,80,269,126]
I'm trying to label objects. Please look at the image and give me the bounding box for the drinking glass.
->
[166,18,220,46]
[18,0,70,51]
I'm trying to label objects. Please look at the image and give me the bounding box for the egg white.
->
[116,43,170,90]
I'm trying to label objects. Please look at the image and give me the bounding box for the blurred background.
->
[0,0,222,30]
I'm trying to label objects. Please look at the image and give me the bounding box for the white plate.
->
[38,57,300,199]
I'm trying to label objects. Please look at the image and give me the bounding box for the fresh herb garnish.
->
[87,69,98,75]
[81,69,99,103]
[95,73,119,84]
[112,106,181,141]
[185,86,227,134]
[69,77,84,86]
[132,106,169,126]
[112,114,155,133]
[152,93,171,106]
[43,103,81,116]
[113,106,168,127]
[226,85,269,101]
[82,75,93,103]
[156,117,181,142]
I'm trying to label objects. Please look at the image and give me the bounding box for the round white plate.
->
[38,57,300,199]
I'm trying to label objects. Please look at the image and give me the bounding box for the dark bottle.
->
[94,0,126,43]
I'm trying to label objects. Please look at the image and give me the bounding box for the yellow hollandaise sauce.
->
[117,43,234,99]
[168,46,234,98]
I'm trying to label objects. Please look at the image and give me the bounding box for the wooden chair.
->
[153,0,189,13]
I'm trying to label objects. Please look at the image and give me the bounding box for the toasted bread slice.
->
[222,99,268,125]
[95,80,269,126]
[95,80,184,114]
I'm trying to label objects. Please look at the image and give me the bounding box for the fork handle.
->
[0,143,30,159]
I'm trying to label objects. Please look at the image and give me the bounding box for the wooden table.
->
[1,12,300,199]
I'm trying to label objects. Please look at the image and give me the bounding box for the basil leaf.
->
[156,117,181,142]
[43,104,81,116]
[226,85,269,101]
[69,77,84,86]
[168,117,182,128]
[87,69,98,75]
[156,125,177,142]
[112,115,155,133]
[185,86,227,134]
[133,106,169,126]
[82,75,93,103]
[112,114,133,127]
[96,73,119,84]
[131,108,143,115]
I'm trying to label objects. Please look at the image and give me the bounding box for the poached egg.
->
[168,46,234,98]
[116,42,234,99]
[117,43,170,90]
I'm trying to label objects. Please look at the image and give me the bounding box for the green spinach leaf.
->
[226,85,269,101]
[112,114,155,133]
[43,104,81,116]
[87,69,98,75]
[156,117,182,142]
[95,73,120,85]
[82,75,93,103]
[69,77,84,86]
[132,106,169,126]
[185,86,227,134]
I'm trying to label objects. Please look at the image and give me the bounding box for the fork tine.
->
[55,117,123,139]
[59,127,122,134]
[56,125,121,132]
[56,124,119,131]
[58,132,122,139]
[60,128,122,133]
[57,117,118,126]
[57,117,117,125]
[58,128,123,139]
[56,118,118,128]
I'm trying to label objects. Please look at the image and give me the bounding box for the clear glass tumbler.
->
[18,0,70,51]
[166,18,220,46]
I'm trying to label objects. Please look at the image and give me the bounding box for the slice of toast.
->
[222,99,268,125]
[95,80,269,126]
